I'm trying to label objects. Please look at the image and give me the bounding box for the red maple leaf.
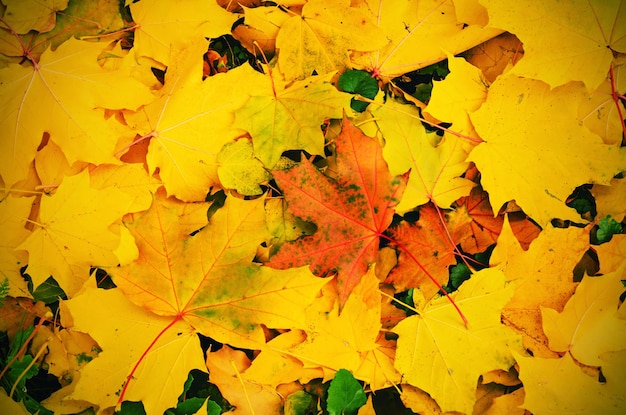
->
[268,115,407,306]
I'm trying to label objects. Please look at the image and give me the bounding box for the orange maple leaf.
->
[267,116,407,306]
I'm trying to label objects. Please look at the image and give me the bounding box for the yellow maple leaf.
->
[579,56,626,146]
[491,217,588,357]
[18,170,133,295]
[242,268,399,390]
[63,287,204,414]
[393,268,522,414]
[234,70,352,168]
[424,54,488,141]
[592,177,626,222]
[375,99,475,211]
[542,267,626,366]
[482,0,626,90]
[594,233,626,274]
[129,0,236,66]
[469,75,625,226]
[205,345,282,415]
[351,0,500,79]
[1,0,68,34]
[0,38,152,188]
[217,139,271,196]
[111,194,327,349]
[275,0,388,81]
[515,352,626,415]
[124,41,254,201]
[0,194,34,297]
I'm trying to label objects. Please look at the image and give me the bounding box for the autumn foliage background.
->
[1,0,625,414]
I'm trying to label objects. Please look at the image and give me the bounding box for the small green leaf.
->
[596,215,622,244]
[206,400,222,415]
[339,70,379,112]
[118,400,146,415]
[285,390,315,415]
[327,369,367,415]
[448,263,471,291]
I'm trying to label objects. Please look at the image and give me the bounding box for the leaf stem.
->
[609,64,626,144]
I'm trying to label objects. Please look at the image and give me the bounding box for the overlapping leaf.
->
[124,41,255,201]
[234,70,352,168]
[267,116,406,306]
[275,0,388,81]
[393,268,522,414]
[111,194,326,348]
[0,38,152,187]
[482,0,626,90]
[351,0,501,79]
[375,99,475,212]
[469,76,625,226]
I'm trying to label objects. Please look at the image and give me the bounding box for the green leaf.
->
[448,263,471,291]
[217,139,271,195]
[0,278,8,306]
[206,400,221,415]
[118,401,146,415]
[339,70,379,112]
[596,215,622,244]
[326,369,367,415]
[285,390,315,415]
[32,277,67,303]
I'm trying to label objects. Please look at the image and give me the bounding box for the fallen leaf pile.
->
[1,0,625,414]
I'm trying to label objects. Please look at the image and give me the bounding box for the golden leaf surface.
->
[351,0,501,79]
[542,268,626,366]
[18,170,133,295]
[491,218,588,357]
[63,287,204,414]
[111,194,327,350]
[0,38,152,188]
[275,0,388,81]
[482,0,626,90]
[393,268,521,414]
[515,352,626,415]
[375,99,475,211]
[469,76,625,226]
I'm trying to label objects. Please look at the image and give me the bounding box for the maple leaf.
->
[385,204,473,298]
[275,0,388,81]
[217,138,271,196]
[62,287,205,414]
[245,268,400,391]
[482,0,626,90]
[351,0,501,79]
[0,0,126,61]
[205,345,282,415]
[374,99,475,212]
[0,38,153,188]
[594,233,626,274]
[124,41,255,201]
[111,194,327,350]
[491,218,589,357]
[393,268,522,414]
[541,268,626,366]
[592,177,626,223]
[468,75,626,226]
[129,0,236,66]
[515,352,626,415]
[0,194,34,297]
[579,57,626,146]
[234,70,352,168]
[424,54,488,141]
[268,116,406,306]
[1,0,68,34]
[18,170,134,295]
